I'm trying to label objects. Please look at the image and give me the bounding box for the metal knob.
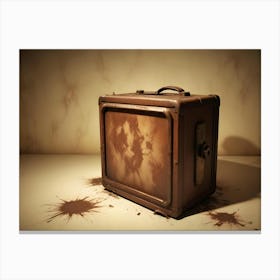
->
[199,142,211,158]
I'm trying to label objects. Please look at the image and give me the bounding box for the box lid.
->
[99,86,220,108]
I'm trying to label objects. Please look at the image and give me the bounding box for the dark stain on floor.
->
[207,210,249,227]
[87,177,102,186]
[45,196,103,223]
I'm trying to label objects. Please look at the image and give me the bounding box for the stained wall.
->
[20,50,261,155]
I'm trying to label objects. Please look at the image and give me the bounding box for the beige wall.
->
[20,50,260,155]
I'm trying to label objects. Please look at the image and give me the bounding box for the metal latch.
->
[195,122,211,185]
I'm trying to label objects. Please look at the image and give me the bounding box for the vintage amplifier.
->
[99,86,220,218]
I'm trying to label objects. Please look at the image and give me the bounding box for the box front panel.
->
[104,107,172,205]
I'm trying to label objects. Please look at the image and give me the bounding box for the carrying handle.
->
[156,86,190,96]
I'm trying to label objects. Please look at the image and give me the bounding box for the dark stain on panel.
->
[111,114,146,174]
[105,111,170,200]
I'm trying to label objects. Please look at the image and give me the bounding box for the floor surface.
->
[19,155,261,231]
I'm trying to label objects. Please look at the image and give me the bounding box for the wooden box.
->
[99,86,220,218]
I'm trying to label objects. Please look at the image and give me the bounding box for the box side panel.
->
[180,100,219,210]
[99,103,106,180]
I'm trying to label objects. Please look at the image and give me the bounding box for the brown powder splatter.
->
[87,177,102,186]
[207,211,245,227]
[45,196,103,223]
